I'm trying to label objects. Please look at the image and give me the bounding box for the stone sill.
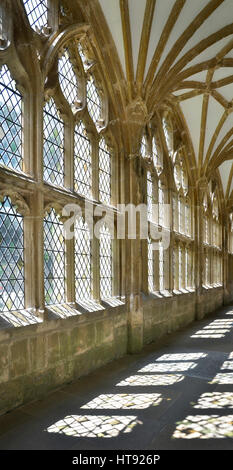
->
[144,289,197,305]
[202,284,223,291]
[0,298,126,333]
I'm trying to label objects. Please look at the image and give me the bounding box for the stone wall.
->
[0,287,225,416]
[0,304,127,416]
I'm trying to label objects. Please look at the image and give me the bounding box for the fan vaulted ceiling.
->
[98,0,233,200]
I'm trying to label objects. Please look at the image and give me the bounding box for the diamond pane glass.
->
[44,209,65,305]
[74,121,91,197]
[23,0,47,31]
[0,65,22,172]
[148,238,153,292]
[100,224,112,298]
[99,138,111,205]
[179,246,182,288]
[158,181,164,226]
[159,242,164,291]
[75,217,91,300]
[86,75,101,125]
[152,135,162,170]
[58,50,78,107]
[147,171,153,221]
[185,203,190,236]
[43,98,64,187]
[0,196,24,311]
[141,135,146,158]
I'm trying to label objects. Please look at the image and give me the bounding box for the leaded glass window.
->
[74,121,91,197]
[147,171,153,221]
[75,217,91,300]
[152,135,162,170]
[23,0,47,32]
[141,135,147,158]
[44,209,65,305]
[173,194,178,231]
[179,245,183,289]
[58,50,78,107]
[0,65,22,172]
[87,75,101,125]
[162,116,173,156]
[99,224,112,298]
[159,242,164,291]
[0,196,24,311]
[185,203,190,236]
[158,180,164,226]
[205,251,209,285]
[43,98,64,186]
[148,238,153,292]
[185,247,188,288]
[99,137,111,205]
[178,198,183,234]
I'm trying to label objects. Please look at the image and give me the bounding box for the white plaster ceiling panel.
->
[183,36,233,70]
[218,83,233,102]
[128,0,147,76]
[157,0,207,72]
[214,68,233,82]
[175,0,233,64]
[219,160,232,195]
[145,0,175,77]
[230,174,233,196]
[98,0,126,76]
[187,71,207,82]
[180,94,204,163]
[204,96,224,158]
[212,112,233,155]
[172,88,195,96]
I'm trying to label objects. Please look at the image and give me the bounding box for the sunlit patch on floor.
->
[193,392,233,409]
[206,320,233,326]
[116,375,184,386]
[46,415,142,438]
[173,415,233,439]
[211,373,233,384]
[138,362,197,373]
[191,329,228,338]
[221,361,233,370]
[155,353,207,361]
[81,393,162,409]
